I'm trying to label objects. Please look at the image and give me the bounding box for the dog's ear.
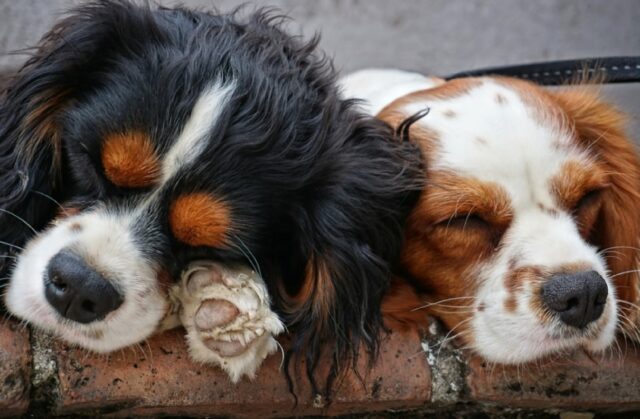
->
[381,276,429,331]
[554,88,640,332]
[0,2,165,258]
[279,109,423,389]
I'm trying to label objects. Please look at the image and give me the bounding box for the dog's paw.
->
[170,261,285,382]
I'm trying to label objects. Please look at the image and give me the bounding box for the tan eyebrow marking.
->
[169,193,231,248]
[101,131,160,188]
[549,160,608,210]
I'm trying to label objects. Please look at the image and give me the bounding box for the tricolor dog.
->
[0,3,422,381]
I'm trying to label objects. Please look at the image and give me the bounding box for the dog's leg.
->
[170,261,285,382]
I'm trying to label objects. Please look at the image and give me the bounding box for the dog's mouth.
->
[470,289,618,364]
[544,317,606,341]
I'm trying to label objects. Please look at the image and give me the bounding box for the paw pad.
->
[169,261,284,382]
[195,299,239,330]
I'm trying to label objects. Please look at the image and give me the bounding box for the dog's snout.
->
[541,270,608,329]
[44,250,123,324]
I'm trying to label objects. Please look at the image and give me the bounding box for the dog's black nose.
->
[541,270,608,329]
[44,250,123,324]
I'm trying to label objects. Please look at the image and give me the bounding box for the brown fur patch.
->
[102,131,160,188]
[55,206,81,220]
[395,170,513,335]
[69,222,83,232]
[169,193,231,248]
[504,266,543,313]
[550,160,608,211]
[293,254,335,320]
[21,88,71,168]
[529,281,552,326]
[377,83,511,338]
[412,170,513,232]
[382,277,427,330]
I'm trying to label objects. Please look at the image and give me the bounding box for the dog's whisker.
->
[0,209,38,234]
[618,300,640,311]
[435,317,473,362]
[609,269,640,279]
[412,296,477,311]
[230,234,262,278]
[599,245,640,253]
[0,240,24,251]
[31,190,68,215]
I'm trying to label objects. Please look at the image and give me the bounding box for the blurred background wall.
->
[1,0,638,137]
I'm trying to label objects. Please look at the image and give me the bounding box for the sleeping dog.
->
[0,2,422,382]
[342,69,640,363]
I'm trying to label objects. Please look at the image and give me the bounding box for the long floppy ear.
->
[554,88,640,334]
[278,108,423,392]
[0,2,166,269]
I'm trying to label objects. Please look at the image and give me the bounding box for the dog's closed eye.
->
[437,213,490,230]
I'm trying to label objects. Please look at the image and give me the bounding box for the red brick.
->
[0,320,31,417]
[53,327,430,417]
[467,339,640,410]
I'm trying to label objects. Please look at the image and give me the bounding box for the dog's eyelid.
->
[575,187,605,207]
[435,213,490,229]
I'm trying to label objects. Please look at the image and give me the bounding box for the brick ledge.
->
[1,318,639,418]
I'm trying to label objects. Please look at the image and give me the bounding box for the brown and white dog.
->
[342,69,640,363]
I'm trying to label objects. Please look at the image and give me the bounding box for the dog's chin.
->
[5,273,169,353]
[4,215,170,353]
[6,295,168,353]
[471,299,618,364]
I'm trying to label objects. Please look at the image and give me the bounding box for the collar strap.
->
[446,56,640,85]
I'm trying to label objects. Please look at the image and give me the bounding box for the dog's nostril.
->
[81,300,96,314]
[50,275,68,292]
[565,297,579,311]
[541,270,608,329]
[44,250,123,324]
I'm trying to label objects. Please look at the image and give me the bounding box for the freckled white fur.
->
[341,69,619,362]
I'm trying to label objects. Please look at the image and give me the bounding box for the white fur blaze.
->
[169,261,284,382]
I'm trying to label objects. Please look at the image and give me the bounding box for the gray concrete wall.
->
[1,0,639,137]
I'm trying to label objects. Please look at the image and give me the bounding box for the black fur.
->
[0,0,422,388]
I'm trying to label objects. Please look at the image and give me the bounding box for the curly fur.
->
[0,1,423,389]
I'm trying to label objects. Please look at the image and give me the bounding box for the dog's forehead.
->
[404,79,590,209]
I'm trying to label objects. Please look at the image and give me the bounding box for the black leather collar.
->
[446,56,640,85]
